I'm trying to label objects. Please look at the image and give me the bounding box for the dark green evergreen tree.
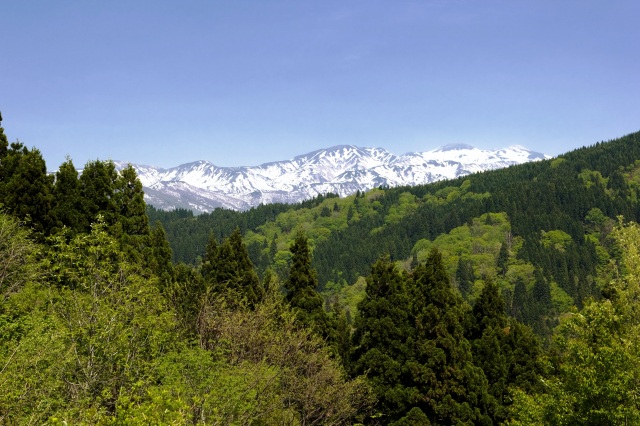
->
[0,143,54,236]
[166,262,207,337]
[331,299,352,366]
[468,279,542,422]
[405,248,493,425]
[0,117,8,158]
[113,164,149,237]
[285,231,331,337]
[531,268,551,308]
[351,256,413,422]
[51,158,83,234]
[78,160,118,230]
[269,236,278,261]
[456,257,475,298]
[146,221,174,287]
[204,228,263,308]
[497,242,509,276]
[200,232,218,283]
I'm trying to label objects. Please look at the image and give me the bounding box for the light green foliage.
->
[385,192,418,225]
[423,180,490,206]
[0,213,40,302]
[1,220,178,423]
[332,276,367,319]
[509,220,640,424]
[540,230,573,252]
[549,282,574,312]
[198,290,374,425]
[578,168,607,189]
[0,302,68,424]
[412,213,520,301]
[550,158,567,169]
[414,212,510,276]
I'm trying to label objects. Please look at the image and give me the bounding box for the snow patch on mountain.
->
[115,144,550,213]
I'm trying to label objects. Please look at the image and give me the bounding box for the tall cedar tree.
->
[350,256,414,423]
[469,279,542,422]
[455,257,475,298]
[406,248,493,425]
[78,160,118,231]
[285,231,331,338]
[113,164,149,238]
[146,222,175,287]
[0,137,54,236]
[51,158,83,234]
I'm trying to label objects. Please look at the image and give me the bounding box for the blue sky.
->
[2,1,639,170]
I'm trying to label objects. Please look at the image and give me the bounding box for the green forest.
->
[2,117,640,424]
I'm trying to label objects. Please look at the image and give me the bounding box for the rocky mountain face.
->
[115,144,549,213]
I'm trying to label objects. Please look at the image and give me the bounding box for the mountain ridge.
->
[116,144,550,212]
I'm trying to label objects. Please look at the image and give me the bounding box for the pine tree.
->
[512,277,531,323]
[269,236,278,261]
[470,278,507,339]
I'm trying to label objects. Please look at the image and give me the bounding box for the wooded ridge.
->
[1,118,640,424]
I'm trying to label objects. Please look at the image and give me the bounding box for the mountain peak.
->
[119,143,549,212]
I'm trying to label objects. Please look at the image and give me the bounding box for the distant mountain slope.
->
[117,144,549,212]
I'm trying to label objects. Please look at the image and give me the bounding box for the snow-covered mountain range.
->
[115,144,550,213]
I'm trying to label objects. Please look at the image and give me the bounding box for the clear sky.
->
[2,1,639,170]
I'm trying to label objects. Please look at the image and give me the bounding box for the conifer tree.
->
[146,222,174,286]
[531,268,551,308]
[456,257,475,298]
[284,231,330,337]
[113,164,149,237]
[497,242,509,276]
[201,232,218,283]
[469,279,542,421]
[51,158,83,234]
[78,160,118,230]
[203,229,263,308]
[0,118,8,158]
[406,248,493,425]
[0,143,54,236]
[350,255,414,422]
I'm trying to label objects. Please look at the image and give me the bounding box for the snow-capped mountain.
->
[115,144,549,213]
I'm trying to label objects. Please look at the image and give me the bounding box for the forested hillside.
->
[3,117,640,424]
[153,131,640,338]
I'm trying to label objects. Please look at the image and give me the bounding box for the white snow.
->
[115,144,551,212]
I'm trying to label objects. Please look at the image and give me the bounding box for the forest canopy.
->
[2,119,640,424]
